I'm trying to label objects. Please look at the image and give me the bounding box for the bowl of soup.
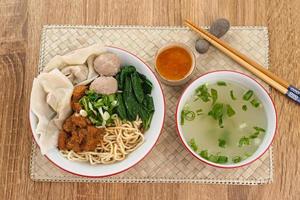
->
[155,42,195,86]
[175,70,277,168]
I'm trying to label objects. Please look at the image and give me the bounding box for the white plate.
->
[30,46,165,177]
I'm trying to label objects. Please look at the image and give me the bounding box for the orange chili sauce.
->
[156,46,192,81]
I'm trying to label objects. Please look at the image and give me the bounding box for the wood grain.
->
[0,0,299,199]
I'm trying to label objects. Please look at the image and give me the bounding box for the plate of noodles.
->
[29,44,165,177]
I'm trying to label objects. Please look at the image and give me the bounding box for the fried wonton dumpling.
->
[43,44,107,85]
[30,69,74,154]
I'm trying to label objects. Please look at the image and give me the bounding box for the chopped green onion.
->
[181,110,195,125]
[239,136,250,147]
[184,110,195,121]
[218,118,224,128]
[253,126,266,132]
[196,109,203,115]
[199,150,209,159]
[218,139,226,148]
[211,88,218,105]
[243,90,254,101]
[249,131,260,139]
[208,103,226,128]
[244,152,251,157]
[216,156,228,163]
[188,138,198,152]
[217,81,227,86]
[232,156,242,163]
[226,104,236,117]
[230,90,236,100]
[200,150,228,164]
[250,99,260,107]
[242,105,247,111]
[208,154,219,163]
[180,110,185,125]
[195,84,211,102]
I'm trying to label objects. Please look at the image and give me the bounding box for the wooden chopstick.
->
[184,19,288,94]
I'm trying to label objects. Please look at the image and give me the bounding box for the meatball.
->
[93,53,121,76]
[89,76,118,95]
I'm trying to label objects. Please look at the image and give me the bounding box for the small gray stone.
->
[210,18,230,38]
[195,18,230,54]
[195,38,210,54]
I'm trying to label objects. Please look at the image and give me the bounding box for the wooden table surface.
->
[0,0,299,199]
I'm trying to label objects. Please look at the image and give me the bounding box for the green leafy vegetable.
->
[250,99,260,108]
[143,80,153,94]
[230,90,236,100]
[118,66,136,89]
[217,81,227,86]
[238,136,250,147]
[116,93,127,119]
[211,88,218,105]
[188,138,198,152]
[123,76,133,97]
[123,76,139,120]
[124,94,139,121]
[226,104,236,117]
[242,105,247,111]
[243,90,254,101]
[195,84,211,102]
[116,73,121,88]
[218,139,226,148]
[142,95,155,112]
[139,73,153,94]
[131,72,144,103]
[232,156,242,163]
[117,66,155,130]
[138,106,153,130]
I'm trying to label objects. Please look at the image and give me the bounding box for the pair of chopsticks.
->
[185,20,300,104]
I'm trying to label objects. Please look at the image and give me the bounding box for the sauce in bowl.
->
[155,43,195,86]
[156,46,192,80]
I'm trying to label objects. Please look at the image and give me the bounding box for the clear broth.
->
[181,81,267,164]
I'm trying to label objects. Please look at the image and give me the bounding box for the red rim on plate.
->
[30,46,166,178]
[175,70,277,169]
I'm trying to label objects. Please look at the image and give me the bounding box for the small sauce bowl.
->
[155,42,195,86]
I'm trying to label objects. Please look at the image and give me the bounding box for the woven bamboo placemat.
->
[30,25,273,185]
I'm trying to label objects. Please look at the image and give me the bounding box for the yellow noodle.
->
[59,117,144,165]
